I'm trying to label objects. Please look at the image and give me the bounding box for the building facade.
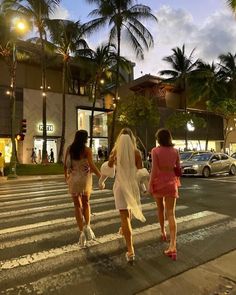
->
[0,53,121,164]
[117,74,236,154]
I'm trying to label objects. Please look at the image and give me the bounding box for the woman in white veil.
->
[107,128,145,262]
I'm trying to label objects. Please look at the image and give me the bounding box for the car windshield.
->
[191,153,212,162]
[180,152,192,160]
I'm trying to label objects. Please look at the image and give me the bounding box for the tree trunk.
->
[182,78,188,150]
[223,118,230,153]
[58,60,66,163]
[205,111,210,151]
[39,29,47,164]
[8,43,17,177]
[90,79,98,148]
[109,27,121,153]
[183,90,188,150]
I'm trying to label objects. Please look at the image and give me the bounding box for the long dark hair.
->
[70,130,88,160]
[156,128,174,147]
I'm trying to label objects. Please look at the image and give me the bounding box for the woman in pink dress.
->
[149,128,181,260]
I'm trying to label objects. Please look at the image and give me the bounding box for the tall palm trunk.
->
[90,78,98,148]
[110,27,121,152]
[183,78,188,150]
[9,43,17,175]
[223,118,230,153]
[58,60,66,163]
[39,29,47,163]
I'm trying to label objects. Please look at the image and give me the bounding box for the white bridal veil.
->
[116,134,146,222]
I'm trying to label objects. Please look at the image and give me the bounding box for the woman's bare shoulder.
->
[151,146,158,153]
[84,146,92,156]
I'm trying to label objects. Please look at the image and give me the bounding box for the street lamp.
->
[7,19,27,179]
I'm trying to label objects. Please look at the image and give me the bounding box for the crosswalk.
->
[0,178,235,295]
[202,176,236,183]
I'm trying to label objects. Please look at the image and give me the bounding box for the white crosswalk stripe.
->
[0,179,235,294]
[0,210,230,271]
[203,177,236,183]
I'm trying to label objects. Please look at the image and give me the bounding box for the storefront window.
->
[172,140,220,152]
[34,138,58,163]
[77,108,108,159]
[0,138,12,163]
[77,109,108,137]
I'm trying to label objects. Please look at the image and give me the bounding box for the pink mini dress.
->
[149,146,181,198]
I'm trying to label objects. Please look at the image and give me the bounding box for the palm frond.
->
[226,0,236,12]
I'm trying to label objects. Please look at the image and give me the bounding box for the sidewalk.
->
[0,174,64,184]
[137,250,236,295]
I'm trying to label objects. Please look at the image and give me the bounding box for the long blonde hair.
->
[113,128,137,152]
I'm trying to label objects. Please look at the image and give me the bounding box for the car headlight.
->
[192,165,199,169]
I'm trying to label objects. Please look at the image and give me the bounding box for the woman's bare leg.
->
[81,194,91,226]
[165,197,177,251]
[72,194,84,231]
[120,210,134,255]
[155,197,166,237]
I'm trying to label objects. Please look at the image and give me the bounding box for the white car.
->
[181,152,236,177]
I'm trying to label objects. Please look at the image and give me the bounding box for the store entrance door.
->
[34,138,58,163]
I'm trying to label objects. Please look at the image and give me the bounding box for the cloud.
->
[132,6,236,77]
[193,10,236,61]
[86,5,236,78]
[50,5,70,20]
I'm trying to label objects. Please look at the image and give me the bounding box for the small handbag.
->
[174,166,182,177]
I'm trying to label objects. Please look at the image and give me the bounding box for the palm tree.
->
[0,7,31,175]
[3,0,61,163]
[226,0,236,13]
[85,0,157,151]
[0,10,18,174]
[188,61,223,149]
[46,19,89,163]
[159,45,199,149]
[83,43,129,149]
[218,53,236,100]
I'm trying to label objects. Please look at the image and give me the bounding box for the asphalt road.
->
[0,174,235,295]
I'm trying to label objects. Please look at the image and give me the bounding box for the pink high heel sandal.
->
[164,249,177,261]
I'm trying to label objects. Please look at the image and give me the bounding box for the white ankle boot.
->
[83,225,96,241]
[79,231,86,247]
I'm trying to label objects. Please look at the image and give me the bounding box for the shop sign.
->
[39,124,54,132]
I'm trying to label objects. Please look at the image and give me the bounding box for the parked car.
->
[181,152,236,177]
[180,151,206,163]
[231,152,236,159]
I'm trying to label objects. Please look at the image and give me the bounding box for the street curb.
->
[136,250,236,295]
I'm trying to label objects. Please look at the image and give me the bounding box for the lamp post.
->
[7,20,26,179]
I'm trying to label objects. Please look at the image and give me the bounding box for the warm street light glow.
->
[42,92,46,97]
[13,18,28,34]
[100,79,104,84]
[16,21,25,31]
[6,90,11,95]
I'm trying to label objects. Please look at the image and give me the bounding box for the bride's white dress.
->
[113,134,146,222]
